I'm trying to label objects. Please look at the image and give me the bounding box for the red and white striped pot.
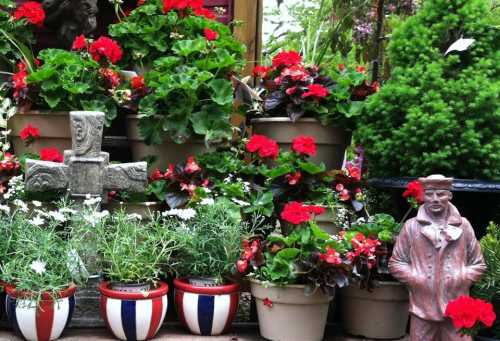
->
[5,284,76,341]
[174,278,239,336]
[99,281,168,341]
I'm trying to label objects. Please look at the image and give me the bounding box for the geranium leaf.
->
[207,79,233,106]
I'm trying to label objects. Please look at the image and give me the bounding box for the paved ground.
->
[0,325,409,341]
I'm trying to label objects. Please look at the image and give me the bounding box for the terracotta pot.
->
[340,281,409,339]
[251,117,351,170]
[126,115,206,168]
[250,279,333,341]
[99,281,168,341]
[102,201,162,220]
[174,278,239,336]
[5,284,77,341]
[8,111,72,156]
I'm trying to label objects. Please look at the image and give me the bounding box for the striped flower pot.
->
[5,284,76,341]
[99,281,168,341]
[174,278,239,336]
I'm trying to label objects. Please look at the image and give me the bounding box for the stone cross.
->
[25,111,147,200]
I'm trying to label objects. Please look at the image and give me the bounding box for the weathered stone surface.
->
[104,162,148,192]
[25,159,69,192]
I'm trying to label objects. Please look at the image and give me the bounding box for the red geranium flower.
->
[100,68,121,88]
[246,134,279,160]
[137,0,145,5]
[281,201,311,225]
[131,75,145,90]
[13,1,45,26]
[319,247,342,265]
[403,180,424,205]
[203,28,219,41]
[19,124,40,141]
[12,69,28,98]
[304,204,325,215]
[89,37,123,64]
[356,65,366,73]
[445,296,496,332]
[40,147,63,163]
[164,164,175,178]
[301,84,329,99]
[163,0,203,13]
[184,156,201,174]
[72,35,87,51]
[252,65,271,79]
[285,172,301,185]
[272,50,302,68]
[292,135,317,157]
[236,259,248,273]
[194,7,216,19]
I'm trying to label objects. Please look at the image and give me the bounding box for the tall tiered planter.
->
[251,118,351,170]
[340,281,409,339]
[173,278,239,336]
[8,111,72,156]
[126,115,206,169]
[99,281,169,341]
[5,284,77,341]
[250,279,333,341]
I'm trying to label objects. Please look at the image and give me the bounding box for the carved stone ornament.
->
[25,111,147,201]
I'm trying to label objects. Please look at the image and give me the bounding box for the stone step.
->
[0,325,409,341]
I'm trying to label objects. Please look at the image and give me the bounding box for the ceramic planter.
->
[251,117,351,170]
[5,284,77,341]
[340,281,409,339]
[99,281,168,341]
[9,111,72,156]
[102,201,162,220]
[250,279,333,341]
[173,278,239,336]
[126,115,206,169]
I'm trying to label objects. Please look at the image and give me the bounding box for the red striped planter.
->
[99,281,168,341]
[4,284,77,341]
[174,278,239,336]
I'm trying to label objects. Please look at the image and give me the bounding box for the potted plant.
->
[338,213,409,339]
[8,35,121,156]
[93,211,177,341]
[239,202,350,341]
[108,0,246,167]
[0,204,86,341]
[165,199,245,336]
[236,51,378,169]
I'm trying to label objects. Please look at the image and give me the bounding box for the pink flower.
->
[319,247,342,265]
[184,156,201,174]
[301,84,329,99]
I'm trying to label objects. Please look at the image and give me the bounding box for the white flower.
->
[13,199,28,212]
[223,174,234,183]
[31,200,42,207]
[30,216,45,226]
[200,198,215,206]
[49,211,66,222]
[232,198,250,207]
[30,260,46,275]
[3,193,11,199]
[162,208,196,221]
[0,205,10,214]
[127,213,142,220]
[83,210,109,226]
[83,196,102,206]
[59,207,77,215]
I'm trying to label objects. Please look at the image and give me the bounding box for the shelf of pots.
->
[235,51,379,170]
[7,35,122,157]
[0,202,88,341]
[87,211,177,341]
[236,202,350,341]
[164,199,247,336]
[106,1,246,169]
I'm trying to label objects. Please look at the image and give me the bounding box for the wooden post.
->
[233,0,263,76]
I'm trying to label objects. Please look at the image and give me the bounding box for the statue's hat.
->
[418,174,453,190]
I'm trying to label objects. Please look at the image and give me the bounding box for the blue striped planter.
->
[174,278,239,336]
[5,284,76,341]
[99,281,168,341]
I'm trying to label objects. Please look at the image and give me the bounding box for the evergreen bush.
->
[355,0,500,179]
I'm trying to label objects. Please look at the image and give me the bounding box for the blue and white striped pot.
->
[5,284,76,341]
[174,278,239,336]
[99,281,168,341]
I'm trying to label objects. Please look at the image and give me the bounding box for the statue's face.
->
[78,0,98,33]
[74,118,85,142]
[423,189,452,215]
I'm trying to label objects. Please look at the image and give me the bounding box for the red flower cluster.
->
[263,298,273,308]
[13,1,45,26]
[72,35,87,50]
[302,83,329,99]
[131,75,145,90]
[162,0,215,19]
[89,37,123,65]
[252,65,271,79]
[291,135,317,157]
[347,233,381,269]
[445,296,496,332]
[184,156,201,174]
[203,28,218,41]
[352,80,379,100]
[194,7,216,19]
[280,201,325,225]
[40,147,63,163]
[150,164,175,181]
[319,247,343,265]
[272,51,302,69]
[236,239,262,274]
[246,134,279,160]
[19,124,40,144]
[100,68,121,88]
[0,153,20,173]
[285,171,301,185]
[403,180,424,205]
[12,62,29,98]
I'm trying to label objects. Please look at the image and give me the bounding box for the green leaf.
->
[297,160,326,174]
[207,79,234,106]
[172,38,206,57]
[276,248,300,261]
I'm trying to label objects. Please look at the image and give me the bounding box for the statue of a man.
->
[389,174,486,340]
